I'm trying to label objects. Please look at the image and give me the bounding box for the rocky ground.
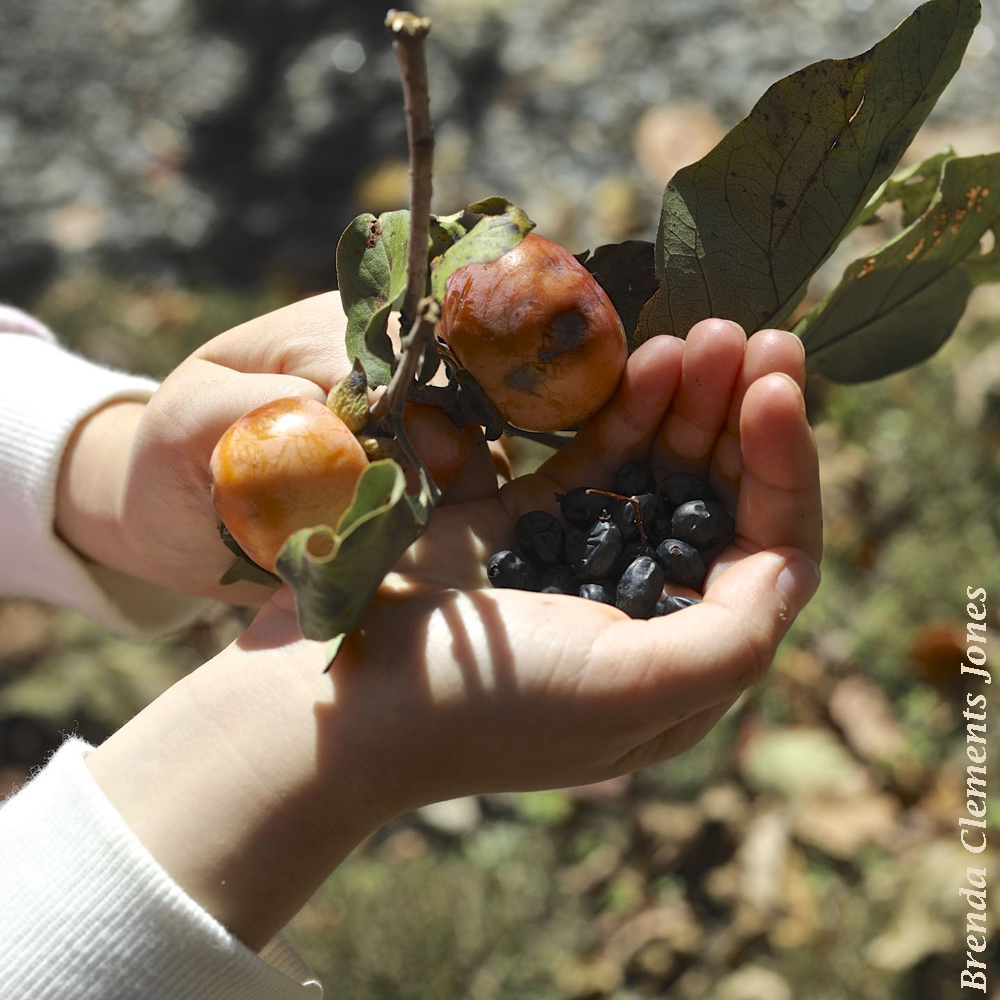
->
[0,0,996,300]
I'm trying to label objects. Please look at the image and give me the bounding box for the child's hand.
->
[86,318,821,950]
[260,318,822,804]
[57,292,496,604]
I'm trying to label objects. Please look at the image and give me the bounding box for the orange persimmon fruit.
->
[437,233,627,432]
[210,396,369,572]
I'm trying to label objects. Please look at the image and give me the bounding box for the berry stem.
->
[585,488,648,545]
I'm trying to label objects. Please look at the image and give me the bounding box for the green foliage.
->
[275,460,430,664]
[336,198,530,390]
[428,197,535,302]
[286,824,588,1000]
[853,147,957,230]
[513,790,574,826]
[636,0,980,343]
[800,153,1000,381]
[337,210,411,386]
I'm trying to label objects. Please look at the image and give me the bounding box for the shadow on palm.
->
[241,320,822,807]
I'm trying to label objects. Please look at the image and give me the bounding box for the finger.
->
[489,439,514,483]
[711,328,806,505]
[649,318,746,477]
[436,424,500,505]
[734,372,822,561]
[500,336,684,519]
[194,292,356,391]
[585,547,820,737]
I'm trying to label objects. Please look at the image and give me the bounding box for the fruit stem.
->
[373,295,443,505]
[500,424,574,451]
[585,488,648,546]
[385,9,434,326]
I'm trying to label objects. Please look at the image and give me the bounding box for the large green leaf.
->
[429,197,534,302]
[637,0,980,342]
[336,210,410,386]
[799,153,1000,383]
[274,460,430,664]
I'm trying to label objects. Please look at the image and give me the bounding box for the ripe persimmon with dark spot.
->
[210,396,369,572]
[437,233,627,432]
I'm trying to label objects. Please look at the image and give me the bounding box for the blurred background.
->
[1,0,999,997]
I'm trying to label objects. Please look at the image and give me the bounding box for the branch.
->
[372,295,441,423]
[375,10,440,505]
[385,9,434,324]
[371,296,442,505]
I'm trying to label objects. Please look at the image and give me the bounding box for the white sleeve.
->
[0,739,323,1000]
[0,307,209,637]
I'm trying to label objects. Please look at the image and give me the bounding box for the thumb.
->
[698,546,822,689]
[171,363,329,458]
[595,546,821,734]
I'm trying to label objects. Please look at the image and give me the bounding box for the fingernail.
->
[772,371,806,412]
[775,554,821,612]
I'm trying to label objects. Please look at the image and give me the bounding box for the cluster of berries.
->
[487,460,735,619]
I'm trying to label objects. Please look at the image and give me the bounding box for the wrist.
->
[55,400,146,572]
[85,602,395,950]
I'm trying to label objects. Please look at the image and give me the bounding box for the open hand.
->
[239,317,822,809]
[87,316,822,950]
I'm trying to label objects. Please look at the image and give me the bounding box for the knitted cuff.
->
[0,326,207,636]
[0,740,321,1000]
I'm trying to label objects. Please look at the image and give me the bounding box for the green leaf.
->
[336,210,411,387]
[854,147,957,229]
[576,240,657,352]
[429,197,535,302]
[799,153,1000,383]
[274,460,430,662]
[429,212,467,257]
[639,0,981,343]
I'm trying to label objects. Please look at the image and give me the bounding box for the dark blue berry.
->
[655,538,707,590]
[515,510,564,568]
[670,499,735,550]
[655,595,701,616]
[614,460,656,497]
[613,492,658,542]
[567,519,622,579]
[659,472,715,510]
[612,540,657,580]
[615,556,664,619]
[487,550,538,590]
[539,565,577,595]
[648,502,676,544]
[578,582,615,605]
[558,486,612,527]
